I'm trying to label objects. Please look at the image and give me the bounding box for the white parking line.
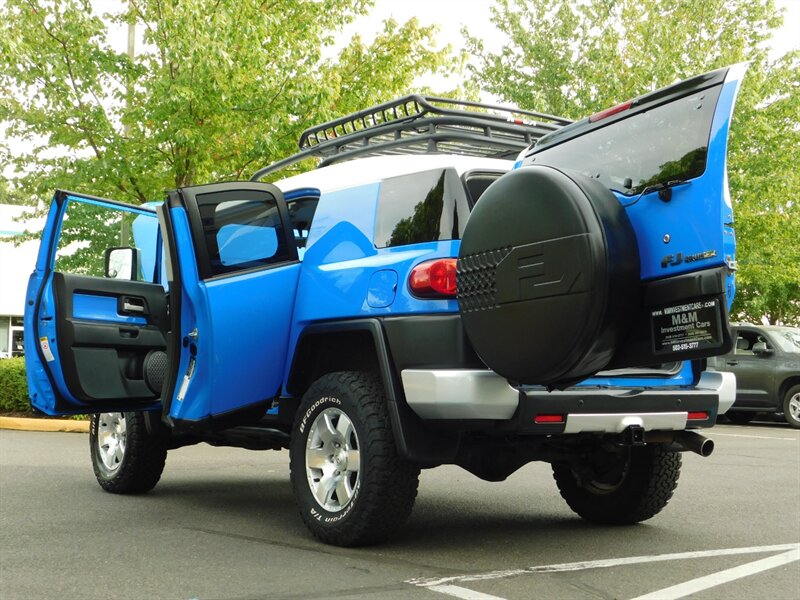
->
[706,432,798,441]
[630,546,800,600]
[427,585,507,600]
[410,543,800,599]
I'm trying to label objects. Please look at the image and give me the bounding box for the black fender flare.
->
[287,319,459,464]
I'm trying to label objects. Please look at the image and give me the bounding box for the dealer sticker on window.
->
[651,298,723,355]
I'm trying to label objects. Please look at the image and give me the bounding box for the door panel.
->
[72,293,148,326]
[53,273,167,402]
[726,329,776,408]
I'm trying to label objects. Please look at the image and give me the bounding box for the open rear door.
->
[25,192,168,415]
[158,182,301,431]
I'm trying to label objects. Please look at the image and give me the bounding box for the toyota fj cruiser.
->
[25,64,744,546]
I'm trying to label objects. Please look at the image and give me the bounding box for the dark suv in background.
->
[708,324,800,427]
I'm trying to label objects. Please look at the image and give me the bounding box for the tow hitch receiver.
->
[620,425,646,446]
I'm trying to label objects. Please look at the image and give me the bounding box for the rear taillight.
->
[408,258,458,298]
[588,100,632,123]
[534,414,565,424]
[687,411,709,421]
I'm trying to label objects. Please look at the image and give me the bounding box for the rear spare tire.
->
[457,165,640,387]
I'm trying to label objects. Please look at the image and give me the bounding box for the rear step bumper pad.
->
[401,369,736,431]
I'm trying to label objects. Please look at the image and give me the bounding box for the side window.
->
[194,189,289,276]
[463,171,504,206]
[734,330,770,355]
[374,168,470,248]
[54,197,160,283]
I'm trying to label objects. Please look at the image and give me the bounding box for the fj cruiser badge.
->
[661,249,717,268]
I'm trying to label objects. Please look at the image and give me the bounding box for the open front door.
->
[25,192,169,415]
[159,182,300,431]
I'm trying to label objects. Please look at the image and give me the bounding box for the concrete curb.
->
[0,416,90,433]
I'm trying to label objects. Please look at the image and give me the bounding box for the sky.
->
[348,0,800,58]
[334,0,799,100]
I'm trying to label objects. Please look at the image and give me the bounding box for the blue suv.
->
[25,64,745,546]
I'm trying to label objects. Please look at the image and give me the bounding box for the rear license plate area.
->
[650,298,723,355]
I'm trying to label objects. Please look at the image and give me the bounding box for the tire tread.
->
[91,412,167,495]
[290,371,419,546]
[552,444,680,525]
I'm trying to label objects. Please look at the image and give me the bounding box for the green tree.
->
[467,0,799,324]
[0,178,27,205]
[0,0,453,264]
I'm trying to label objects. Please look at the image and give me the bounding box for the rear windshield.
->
[528,84,723,196]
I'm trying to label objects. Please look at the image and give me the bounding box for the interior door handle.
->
[726,360,738,366]
[122,300,145,313]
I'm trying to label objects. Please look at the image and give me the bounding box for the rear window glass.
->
[195,189,289,276]
[463,171,504,206]
[375,168,470,248]
[529,84,723,196]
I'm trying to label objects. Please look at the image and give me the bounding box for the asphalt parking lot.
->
[1,420,798,600]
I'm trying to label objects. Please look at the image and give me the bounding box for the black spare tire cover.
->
[457,165,640,387]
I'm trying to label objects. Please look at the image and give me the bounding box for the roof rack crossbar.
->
[422,96,572,126]
[250,94,571,181]
[314,131,533,167]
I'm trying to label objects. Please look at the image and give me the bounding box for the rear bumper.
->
[400,369,736,433]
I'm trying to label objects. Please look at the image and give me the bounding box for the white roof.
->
[273,154,513,194]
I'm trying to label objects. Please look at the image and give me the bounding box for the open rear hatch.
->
[456,64,746,388]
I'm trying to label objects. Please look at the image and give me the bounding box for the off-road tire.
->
[289,371,420,546]
[552,444,681,524]
[726,411,756,425]
[783,385,800,428]
[90,412,168,494]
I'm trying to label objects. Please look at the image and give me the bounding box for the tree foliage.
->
[467,0,799,324]
[0,0,452,201]
[0,0,454,274]
[0,177,25,205]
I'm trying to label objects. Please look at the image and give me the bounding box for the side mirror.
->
[104,247,141,281]
[752,341,773,356]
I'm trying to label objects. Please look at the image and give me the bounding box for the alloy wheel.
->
[305,408,361,512]
[97,412,127,472]
[789,391,800,422]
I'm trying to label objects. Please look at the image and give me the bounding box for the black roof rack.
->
[250,95,571,181]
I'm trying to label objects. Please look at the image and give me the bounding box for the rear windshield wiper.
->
[621,179,690,207]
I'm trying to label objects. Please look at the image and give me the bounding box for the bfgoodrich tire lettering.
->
[552,444,680,524]
[90,411,168,494]
[290,371,420,546]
